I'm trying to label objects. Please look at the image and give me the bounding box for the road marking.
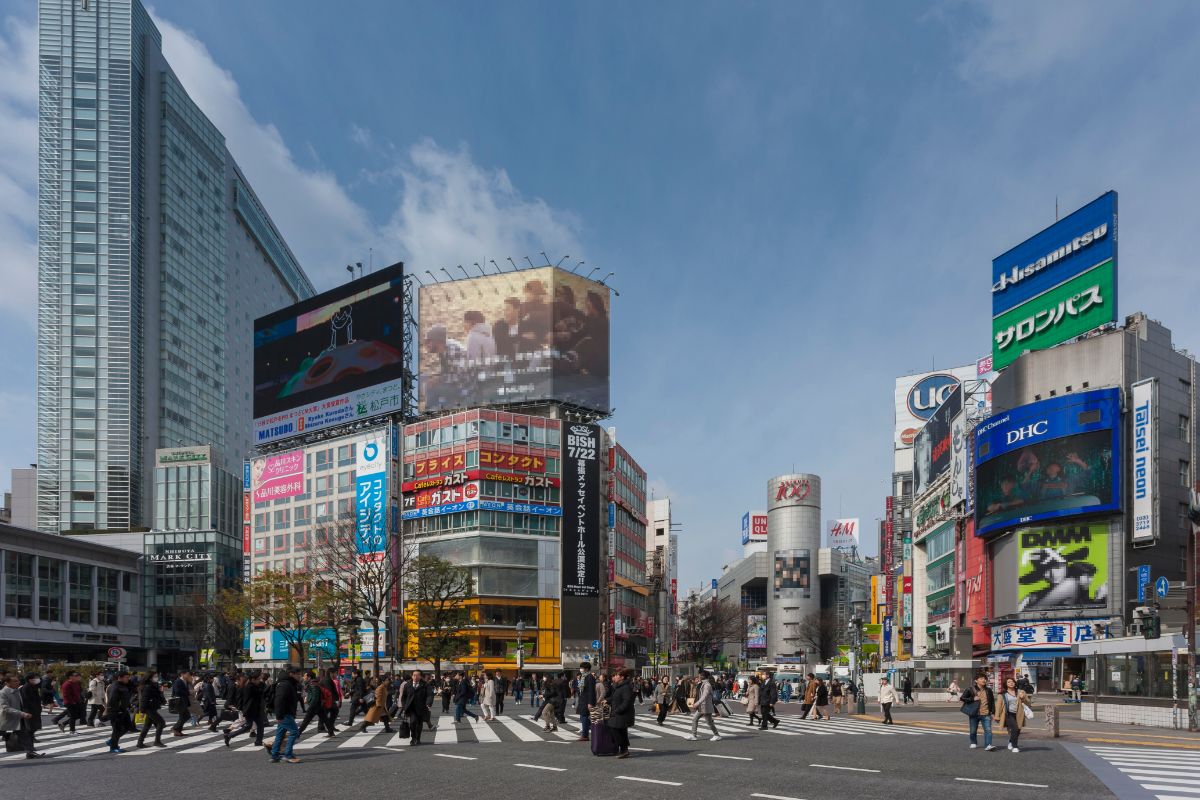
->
[1086,737,1200,750]
[495,716,543,742]
[809,763,880,773]
[697,753,753,761]
[434,753,477,760]
[751,794,806,800]
[616,776,682,786]
[514,763,566,771]
[955,778,1049,788]
[629,746,654,752]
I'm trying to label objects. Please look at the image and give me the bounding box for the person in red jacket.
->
[54,672,85,733]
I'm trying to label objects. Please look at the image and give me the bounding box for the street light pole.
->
[516,620,526,671]
[850,589,868,715]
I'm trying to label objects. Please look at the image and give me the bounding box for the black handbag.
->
[396,718,410,739]
[960,701,980,716]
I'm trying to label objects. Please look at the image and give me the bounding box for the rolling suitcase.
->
[590,720,618,756]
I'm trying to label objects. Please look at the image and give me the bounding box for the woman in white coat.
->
[480,672,497,721]
[877,678,899,725]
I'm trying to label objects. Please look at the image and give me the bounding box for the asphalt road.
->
[1,706,1120,800]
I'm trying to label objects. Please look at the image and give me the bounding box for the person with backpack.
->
[297,671,331,736]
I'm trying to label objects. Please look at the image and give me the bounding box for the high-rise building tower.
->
[37,0,314,533]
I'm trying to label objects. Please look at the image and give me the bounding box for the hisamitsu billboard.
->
[991,191,1117,318]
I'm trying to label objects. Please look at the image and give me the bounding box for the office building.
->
[37,0,314,535]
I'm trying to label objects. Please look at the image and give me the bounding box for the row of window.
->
[3,553,122,627]
[405,419,563,452]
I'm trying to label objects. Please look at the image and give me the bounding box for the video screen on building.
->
[254,264,407,444]
[772,549,810,599]
[418,267,610,414]
[914,385,961,497]
[974,388,1120,537]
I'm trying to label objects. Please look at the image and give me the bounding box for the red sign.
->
[403,482,480,510]
[962,516,990,648]
[902,576,913,594]
[750,514,768,538]
[774,479,811,502]
[479,449,546,473]
[403,470,559,494]
[413,453,467,478]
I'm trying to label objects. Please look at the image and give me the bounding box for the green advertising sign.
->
[992,259,1115,370]
[1017,522,1108,612]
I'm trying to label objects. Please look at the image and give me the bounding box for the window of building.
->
[1181,503,1191,532]
[38,558,64,623]
[315,449,333,471]
[274,533,291,554]
[337,444,355,465]
[4,552,33,619]
[294,505,311,526]
[1182,415,1191,443]
[96,568,119,627]
[1182,460,1191,488]
[315,475,333,497]
[69,562,92,624]
[273,509,291,529]
[337,498,354,519]
[337,471,354,492]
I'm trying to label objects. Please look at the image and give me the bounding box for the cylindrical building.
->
[766,473,822,663]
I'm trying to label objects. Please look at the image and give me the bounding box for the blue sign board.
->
[741,512,750,545]
[355,437,387,555]
[591,640,601,651]
[992,191,1117,317]
[1156,576,1170,598]
[243,461,251,491]
[608,502,616,530]
[974,388,1121,537]
[401,499,563,520]
[883,616,893,659]
[401,500,478,520]
[1137,565,1151,602]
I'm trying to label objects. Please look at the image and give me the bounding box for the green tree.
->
[218,569,330,665]
[404,555,475,679]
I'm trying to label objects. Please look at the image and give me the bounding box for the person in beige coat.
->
[993,676,1031,752]
[360,678,394,733]
[744,677,761,726]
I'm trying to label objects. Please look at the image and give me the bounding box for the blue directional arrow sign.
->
[1156,576,1170,598]
[591,640,602,651]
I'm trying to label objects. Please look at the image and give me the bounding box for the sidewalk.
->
[848,702,1200,750]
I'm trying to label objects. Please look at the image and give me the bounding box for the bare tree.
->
[174,589,244,668]
[677,593,744,667]
[309,519,413,675]
[404,554,475,679]
[217,569,332,665]
[796,610,842,663]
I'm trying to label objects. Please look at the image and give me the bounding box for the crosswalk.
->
[9,707,953,761]
[1083,744,1200,800]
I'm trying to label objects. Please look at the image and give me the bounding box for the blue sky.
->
[1,1,1199,590]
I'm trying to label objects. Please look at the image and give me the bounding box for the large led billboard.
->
[418,267,610,414]
[974,388,1120,537]
[991,191,1117,369]
[914,384,961,497]
[254,264,407,444]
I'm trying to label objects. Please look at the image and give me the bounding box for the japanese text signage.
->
[355,434,388,556]
[975,388,1120,537]
[991,191,1117,369]
[251,449,305,503]
[990,619,1111,651]
[1131,378,1158,544]
[562,423,600,597]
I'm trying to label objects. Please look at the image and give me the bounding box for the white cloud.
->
[379,138,583,274]
[0,16,37,323]
[153,14,375,289]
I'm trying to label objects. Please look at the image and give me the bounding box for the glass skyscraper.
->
[37,0,315,534]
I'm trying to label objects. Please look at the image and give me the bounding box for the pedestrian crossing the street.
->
[1083,744,1200,800]
[12,707,953,762]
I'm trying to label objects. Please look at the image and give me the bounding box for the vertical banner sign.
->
[949,411,968,507]
[355,434,388,556]
[562,423,600,597]
[883,616,894,659]
[1132,378,1158,544]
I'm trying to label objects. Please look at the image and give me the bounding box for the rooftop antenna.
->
[555,254,569,268]
[368,247,374,271]
[571,260,585,274]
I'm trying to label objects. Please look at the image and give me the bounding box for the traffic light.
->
[1143,611,1161,640]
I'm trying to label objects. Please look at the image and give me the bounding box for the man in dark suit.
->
[398,671,430,745]
[170,669,192,736]
[575,662,597,742]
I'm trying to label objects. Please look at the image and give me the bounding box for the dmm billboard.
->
[974,387,1120,537]
[1017,522,1108,612]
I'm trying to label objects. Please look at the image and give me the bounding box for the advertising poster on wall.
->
[251,449,305,503]
[914,384,961,498]
[254,264,407,445]
[975,388,1120,537]
[741,511,768,545]
[355,434,388,557]
[419,267,610,414]
[1131,378,1158,544]
[746,615,767,649]
[950,410,968,507]
[1017,522,1109,611]
[894,366,976,449]
[772,550,811,599]
[562,423,600,597]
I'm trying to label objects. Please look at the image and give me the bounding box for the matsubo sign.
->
[1131,378,1158,544]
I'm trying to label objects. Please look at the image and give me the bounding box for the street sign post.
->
[1137,565,1151,602]
[1156,576,1171,598]
[590,640,601,651]
[106,646,126,660]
